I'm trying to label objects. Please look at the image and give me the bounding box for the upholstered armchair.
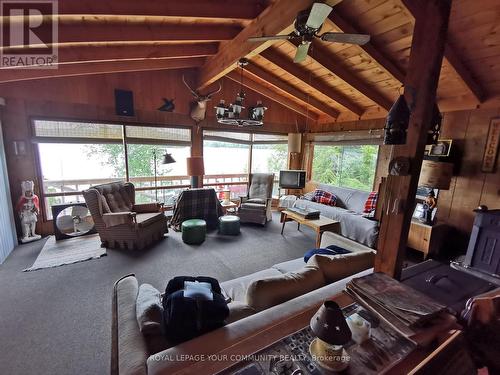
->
[238,173,274,225]
[83,181,167,250]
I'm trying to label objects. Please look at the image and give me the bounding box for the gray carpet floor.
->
[0,213,316,375]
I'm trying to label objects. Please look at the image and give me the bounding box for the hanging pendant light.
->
[214,58,267,127]
[384,95,410,145]
[427,103,442,145]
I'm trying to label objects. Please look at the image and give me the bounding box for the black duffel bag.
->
[162,276,229,343]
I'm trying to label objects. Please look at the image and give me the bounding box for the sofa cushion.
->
[240,202,266,210]
[226,302,257,324]
[136,284,163,336]
[220,268,282,303]
[315,183,370,213]
[246,265,325,311]
[309,251,375,283]
[271,258,305,274]
[113,275,149,375]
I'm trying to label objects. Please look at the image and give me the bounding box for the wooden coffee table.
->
[280,209,340,248]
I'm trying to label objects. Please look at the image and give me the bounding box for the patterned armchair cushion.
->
[92,181,135,213]
[248,173,274,200]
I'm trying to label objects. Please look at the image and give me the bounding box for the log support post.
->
[375,0,452,278]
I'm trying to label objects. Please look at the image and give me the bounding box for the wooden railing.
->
[41,173,279,219]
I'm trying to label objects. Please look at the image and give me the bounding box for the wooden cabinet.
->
[407,220,447,259]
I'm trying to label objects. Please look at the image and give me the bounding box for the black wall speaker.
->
[115,89,135,116]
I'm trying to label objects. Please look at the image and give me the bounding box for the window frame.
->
[31,117,192,221]
[202,129,288,195]
[310,143,380,192]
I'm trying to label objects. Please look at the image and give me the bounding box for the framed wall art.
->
[482,117,500,173]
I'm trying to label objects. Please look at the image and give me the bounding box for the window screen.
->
[125,125,191,145]
[33,120,123,142]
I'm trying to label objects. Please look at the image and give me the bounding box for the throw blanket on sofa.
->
[170,188,224,231]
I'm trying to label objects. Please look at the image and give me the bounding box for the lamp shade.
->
[186,157,205,176]
[288,133,302,154]
[418,160,453,190]
[310,301,351,346]
[162,153,176,164]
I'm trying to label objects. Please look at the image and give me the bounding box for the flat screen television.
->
[279,170,306,189]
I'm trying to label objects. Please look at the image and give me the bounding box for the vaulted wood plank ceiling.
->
[0,0,498,124]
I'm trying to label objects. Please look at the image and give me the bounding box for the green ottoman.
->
[219,215,240,235]
[181,219,207,244]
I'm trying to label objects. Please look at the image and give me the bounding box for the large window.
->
[203,130,287,197]
[34,120,191,219]
[312,144,378,191]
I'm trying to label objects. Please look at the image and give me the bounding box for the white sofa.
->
[294,183,379,248]
[111,232,375,375]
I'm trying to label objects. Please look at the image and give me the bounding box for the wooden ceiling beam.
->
[225,71,319,121]
[57,0,264,20]
[326,14,406,83]
[260,48,365,116]
[7,24,241,48]
[0,57,205,84]
[244,63,340,119]
[10,43,218,65]
[303,40,393,110]
[197,0,342,90]
[401,0,486,103]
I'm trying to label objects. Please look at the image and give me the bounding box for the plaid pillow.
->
[364,191,378,213]
[312,189,337,206]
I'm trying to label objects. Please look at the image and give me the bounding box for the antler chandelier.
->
[214,58,267,127]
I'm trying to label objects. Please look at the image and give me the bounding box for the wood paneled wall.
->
[436,107,500,252]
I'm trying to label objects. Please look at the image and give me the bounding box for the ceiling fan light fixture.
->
[247,2,371,64]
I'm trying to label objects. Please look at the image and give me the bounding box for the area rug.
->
[24,235,106,272]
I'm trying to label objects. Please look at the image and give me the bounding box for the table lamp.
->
[187,157,204,188]
[309,301,352,372]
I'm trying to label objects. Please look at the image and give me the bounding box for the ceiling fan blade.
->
[306,2,333,30]
[320,32,370,45]
[294,42,311,63]
[248,35,292,42]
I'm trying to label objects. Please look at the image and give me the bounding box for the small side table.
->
[407,220,448,259]
[220,201,238,215]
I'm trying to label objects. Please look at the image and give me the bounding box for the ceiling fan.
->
[248,2,370,63]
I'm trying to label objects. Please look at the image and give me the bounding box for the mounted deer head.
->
[182,75,222,123]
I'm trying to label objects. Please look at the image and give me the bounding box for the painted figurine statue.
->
[420,191,437,225]
[16,180,41,243]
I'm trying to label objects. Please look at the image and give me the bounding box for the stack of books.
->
[346,272,446,337]
[287,207,320,219]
